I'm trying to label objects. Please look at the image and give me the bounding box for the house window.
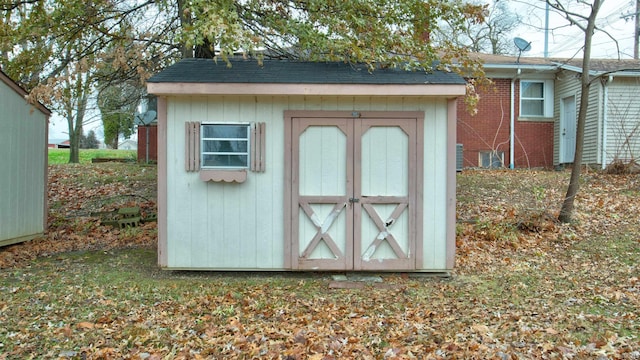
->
[201,123,250,169]
[479,150,504,168]
[520,80,553,118]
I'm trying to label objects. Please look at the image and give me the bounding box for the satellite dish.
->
[514,37,532,64]
[135,110,157,125]
[514,37,532,52]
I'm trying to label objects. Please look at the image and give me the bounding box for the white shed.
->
[147,59,464,272]
[0,69,50,247]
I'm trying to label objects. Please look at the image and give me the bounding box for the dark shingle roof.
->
[558,58,640,73]
[471,53,640,73]
[148,58,466,85]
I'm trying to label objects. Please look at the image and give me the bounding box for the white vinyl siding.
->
[605,78,640,164]
[0,80,47,246]
[553,70,601,166]
[163,95,451,271]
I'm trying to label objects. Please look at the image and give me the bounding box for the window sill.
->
[518,116,554,123]
[199,170,247,183]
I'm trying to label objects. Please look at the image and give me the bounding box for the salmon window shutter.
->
[251,122,266,172]
[185,121,200,172]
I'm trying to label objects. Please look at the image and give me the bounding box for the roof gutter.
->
[554,62,640,77]
[510,73,517,169]
[483,64,558,71]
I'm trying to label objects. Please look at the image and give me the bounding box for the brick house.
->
[458,55,556,169]
[458,54,640,170]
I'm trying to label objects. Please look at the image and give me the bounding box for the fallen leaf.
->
[76,322,95,329]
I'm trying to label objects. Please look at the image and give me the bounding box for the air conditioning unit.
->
[456,144,463,172]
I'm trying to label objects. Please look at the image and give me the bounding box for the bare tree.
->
[434,0,522,55]
[548,0,603,223]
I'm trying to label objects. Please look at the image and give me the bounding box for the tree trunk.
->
[67,73,90,163]
[68,114,80,163]
[558,0,601,223]
[177,0,193,58]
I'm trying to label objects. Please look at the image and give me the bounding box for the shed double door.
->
[290,115,419,270]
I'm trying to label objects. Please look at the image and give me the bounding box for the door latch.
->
[349,197,360,203]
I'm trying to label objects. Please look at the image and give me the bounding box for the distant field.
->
[48,148,137,164]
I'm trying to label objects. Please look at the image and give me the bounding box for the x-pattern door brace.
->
[361,202,409,261]
[298,201,347,260]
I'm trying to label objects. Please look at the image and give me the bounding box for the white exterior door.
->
[288,113,419,271]
[560,96,577,163]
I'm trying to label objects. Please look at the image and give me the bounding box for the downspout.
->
[510,69,519,169]
[601,75,612,169]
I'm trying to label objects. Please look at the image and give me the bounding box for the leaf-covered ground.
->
[0,164,157,269]
[0,164,638,359]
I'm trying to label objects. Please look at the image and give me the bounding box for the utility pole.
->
[622,0,640,58]
[544,1,550,58]
[635,0,640,59]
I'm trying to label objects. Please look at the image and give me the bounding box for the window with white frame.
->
[479,150,504,168]
[201,123,250,169]
[520,80,553,118]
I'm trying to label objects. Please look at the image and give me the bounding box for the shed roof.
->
[148,58,466,85]
[147,59,467,97]
[0,68,51,117]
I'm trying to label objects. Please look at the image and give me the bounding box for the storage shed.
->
[0,69,50,247]
[147,59,465,272]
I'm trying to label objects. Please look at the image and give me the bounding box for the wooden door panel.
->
[293,118,353,270]
[360,203,409,259]
[298,125,348,196]
[298,202,347,261]
[355,119,416,270]
[360,126,409,196]
[289,114,418,271]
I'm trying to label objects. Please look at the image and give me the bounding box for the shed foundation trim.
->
[0,233,43,247]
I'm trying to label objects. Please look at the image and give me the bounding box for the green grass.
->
[48,148,136,164]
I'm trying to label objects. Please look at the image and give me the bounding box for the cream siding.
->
[0,80,47,246]
[553,70,601,165]
[163,95,451,270]
[583,83,602,165]
[605,78,640,164]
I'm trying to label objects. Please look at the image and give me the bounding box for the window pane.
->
[480,151,503,168]
[522,99,544,116]
[202,140,248,153]
[203,154,249,168]
[200,123,250,169]
[522,82,543,98]
[203,124,248,139]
